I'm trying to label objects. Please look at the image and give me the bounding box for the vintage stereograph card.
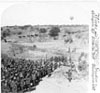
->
[0,1,100,93]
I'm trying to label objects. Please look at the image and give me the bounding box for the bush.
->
[39,28,47,33]
[18,32,22,35]
[49,27,60,37]
[2,29,10,38]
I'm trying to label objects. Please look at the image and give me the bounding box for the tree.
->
[39,28,47,33]
[18,31,22,35]
[49,27,60,38]
[2,29,10,38]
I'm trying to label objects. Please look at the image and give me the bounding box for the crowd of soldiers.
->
[1,54,71,93]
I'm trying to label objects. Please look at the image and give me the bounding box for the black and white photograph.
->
[0,2,100,93]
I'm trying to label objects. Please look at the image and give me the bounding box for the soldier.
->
[10,80,17,93]
[35,70,40,84]
[42,67,46,77]
[43,66,47,76]
[19,72,23,80]
[50,62,53,72]
[24,77,30,91]
[1,80,10,93]
[47,66,52,77]
[17,80,22,92]
[20,79,25,91]
[54,62,58,70]
[40,67,44,78]
[31,70,36,86]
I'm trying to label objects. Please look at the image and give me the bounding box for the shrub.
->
[2,29,10,38]
[49,27,60,37]
[39,28,47,33]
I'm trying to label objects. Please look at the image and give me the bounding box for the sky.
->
[1,2,97,26]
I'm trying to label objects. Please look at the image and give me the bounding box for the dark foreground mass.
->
[1,54,77,93]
